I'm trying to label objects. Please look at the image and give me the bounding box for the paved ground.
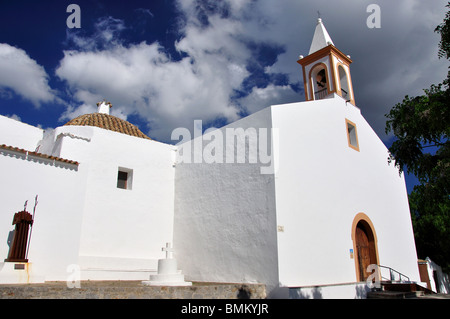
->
[0,280,267,299]
[417,293,450,299]
[367,290,450,299]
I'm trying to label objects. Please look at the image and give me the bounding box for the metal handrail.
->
[377,265,410,282]
[314,87,328,100]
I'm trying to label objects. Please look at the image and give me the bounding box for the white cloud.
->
[56,39,245,141]
[55,1,304,142]
[231,0,449,139]
[240,84,300,114]
[0,43,56,107]
[57,11,253,141]
[136,8,154,18]
[66,16,127,51]
[55,0,449,143]
[5,113,21,122]
[60,103,96,121]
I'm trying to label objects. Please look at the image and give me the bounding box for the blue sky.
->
[0,0,448,193]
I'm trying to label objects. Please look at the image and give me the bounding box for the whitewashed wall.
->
[173,108,280,294]
[173,95,419,297]
[0,148,86,281]
[51,125,176,279]
[0,115,43,150]
[272,96,420,287]
[0,118,176,282]
[0,96,419,288]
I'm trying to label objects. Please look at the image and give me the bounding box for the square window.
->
[117,167,133,190]
[346,119,359,151]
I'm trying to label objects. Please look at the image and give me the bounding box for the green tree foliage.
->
[385,2,450,273]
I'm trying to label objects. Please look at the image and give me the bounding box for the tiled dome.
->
[64,113,151,140]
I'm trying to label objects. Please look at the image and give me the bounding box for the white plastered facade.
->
[0,99,421,297]
[0,114,175,282]
[172,95,420,297]
[0,19,422,298]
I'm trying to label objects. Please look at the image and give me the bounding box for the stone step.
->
[367,282,436,299]
[367,290,425,299]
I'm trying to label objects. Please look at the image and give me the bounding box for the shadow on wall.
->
[355,284,371,299]
[289,286,323,299]
[237,285,252,299]
[6,230,15,259]
[289,284,370,299]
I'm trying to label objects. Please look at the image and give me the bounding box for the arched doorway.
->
[351,213,379,282]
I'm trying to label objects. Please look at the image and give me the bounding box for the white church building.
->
[0,19,421,298]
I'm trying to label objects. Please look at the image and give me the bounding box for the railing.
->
[314,88,349,100]
[314,88,328,100]
[377,265,410,282]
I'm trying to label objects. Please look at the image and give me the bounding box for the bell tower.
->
[297,18,355,105]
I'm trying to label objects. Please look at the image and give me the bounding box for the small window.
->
[346,119,359,151]
[117,167,133,190]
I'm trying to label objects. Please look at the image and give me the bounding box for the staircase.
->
[366,265,435,299]
[367,282,434,299]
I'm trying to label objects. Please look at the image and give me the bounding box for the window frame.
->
[117,167,133,190]
[345,118,360,152]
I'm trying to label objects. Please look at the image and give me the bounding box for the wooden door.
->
[355,225,371,281]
